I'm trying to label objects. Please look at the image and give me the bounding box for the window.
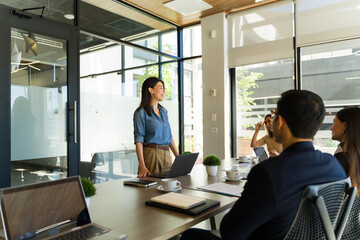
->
[183,25,202,58]
[301,38,360,153]
[235,59,294,156]
[183,58,203,157]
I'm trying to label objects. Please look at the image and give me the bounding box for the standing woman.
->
[330,107,360,190]
[133,77,179,178]
[250,114,282,157]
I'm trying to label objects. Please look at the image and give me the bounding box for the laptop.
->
[0,176,126,240]
[150,152,199,178]
[253,146,269,162]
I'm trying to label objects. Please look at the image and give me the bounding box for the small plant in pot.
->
[203,154,221,176]
[81,177,96,207]
[182,151,192,154]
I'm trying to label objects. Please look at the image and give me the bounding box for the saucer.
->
[224,177,241,182]
[157,185,182,192]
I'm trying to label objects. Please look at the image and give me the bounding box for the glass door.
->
[10,28,68,186]
[0,6,79,187]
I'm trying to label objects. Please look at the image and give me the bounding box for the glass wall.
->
[235,59,294,157]
[80,33,179,183]
[301,38,360,153]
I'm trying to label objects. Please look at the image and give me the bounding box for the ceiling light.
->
[164,0,212,16]
[64,14,74,20]
[255,0,265,2]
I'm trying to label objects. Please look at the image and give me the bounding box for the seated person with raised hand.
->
[180,90,346,240]
[250,113,282,157]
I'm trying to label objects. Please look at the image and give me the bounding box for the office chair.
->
[284,178,356,240]
[340,195,360,240]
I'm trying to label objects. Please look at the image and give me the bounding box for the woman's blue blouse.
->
[133,105,172,146]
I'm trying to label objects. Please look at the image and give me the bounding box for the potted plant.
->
[203,154,221,176]
[81,177,96,207]
[182,151,192,154]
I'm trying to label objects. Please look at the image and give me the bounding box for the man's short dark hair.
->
[277,90,325,139]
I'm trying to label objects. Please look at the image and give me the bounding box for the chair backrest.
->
[340,194,360,240]
[284,178,356,240]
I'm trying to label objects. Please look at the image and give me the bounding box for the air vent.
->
[106,18,145,33]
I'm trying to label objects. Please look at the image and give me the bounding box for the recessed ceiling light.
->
[255,0,265,2]
[64,14,74,20]
[164,0,213,16]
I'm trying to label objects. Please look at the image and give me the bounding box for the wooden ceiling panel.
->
[123,0,282,27]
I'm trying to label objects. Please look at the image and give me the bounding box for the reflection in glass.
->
[236,59,294,157]
[301,38,360,153]
[11,28,67,186]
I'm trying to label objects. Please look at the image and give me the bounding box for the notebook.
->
[253,146,269,162]
[0,176,127,240]
[145,193,220,216]
[150,192,206,209]
[149,152,199,178]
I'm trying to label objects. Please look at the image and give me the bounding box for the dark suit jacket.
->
[220,141,346,240]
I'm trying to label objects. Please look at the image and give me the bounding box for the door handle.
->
[69,100,77,144]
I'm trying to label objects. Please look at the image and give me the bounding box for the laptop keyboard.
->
[50,224,110,240]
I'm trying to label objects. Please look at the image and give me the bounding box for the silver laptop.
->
[0,176,126,240]
[150,152,199,178]
[253,146,269,162]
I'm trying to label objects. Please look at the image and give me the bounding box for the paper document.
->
[197,183,244,197]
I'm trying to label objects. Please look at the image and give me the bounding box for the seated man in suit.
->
[180,90,346,240]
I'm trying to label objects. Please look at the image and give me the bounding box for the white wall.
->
[201,13,230,159]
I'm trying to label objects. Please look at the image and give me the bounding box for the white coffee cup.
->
[161,178,181,191]
[226,169,240,180]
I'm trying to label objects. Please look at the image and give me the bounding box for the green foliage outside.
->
[236,68,263,129]
[203,154,221,166]
[184,136,194,152]
[81,177,96,198]
[136,64,174,100]
[326,139,339,148]
[136,43,174,100]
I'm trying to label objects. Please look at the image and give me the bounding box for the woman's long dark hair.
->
[336,107,360,192]
[264,114,273,138]
[136,77,165,116]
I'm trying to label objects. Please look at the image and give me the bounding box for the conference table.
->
[89,158,250,240]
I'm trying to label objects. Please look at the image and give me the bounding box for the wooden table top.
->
[89,158,250,240]
[89,179,237,240]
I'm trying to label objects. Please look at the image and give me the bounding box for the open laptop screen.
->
[253,146,269,162]
[0,177,88,240]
